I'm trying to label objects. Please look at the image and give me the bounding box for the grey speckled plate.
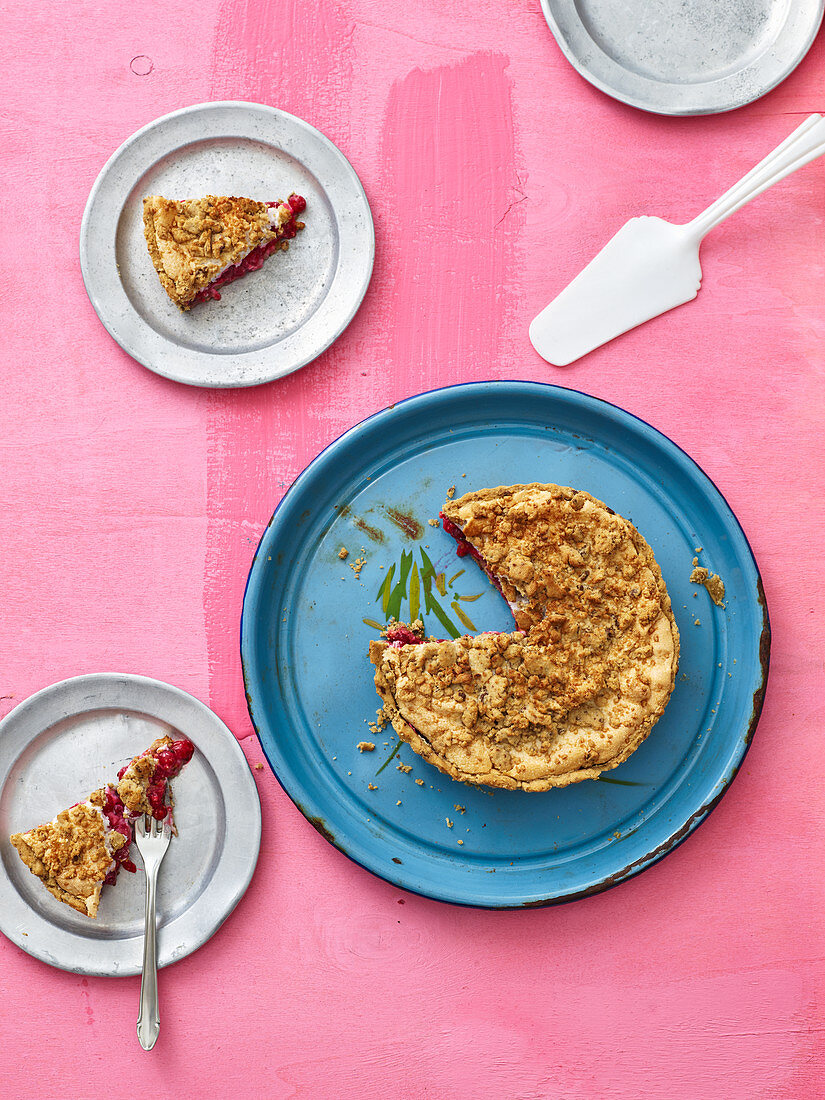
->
[540,0,824,115]
[80,101,374,388]
[0,675,261,976]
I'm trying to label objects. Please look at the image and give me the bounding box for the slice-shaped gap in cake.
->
[381,507,529,654]
[439,511,537,630]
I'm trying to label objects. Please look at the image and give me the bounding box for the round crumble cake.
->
[368,483,679,791]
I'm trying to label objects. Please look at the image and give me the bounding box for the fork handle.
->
[136,865,160,1051]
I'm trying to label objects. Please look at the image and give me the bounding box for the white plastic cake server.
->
[529,113,825,366]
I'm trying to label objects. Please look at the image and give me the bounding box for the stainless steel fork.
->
[134,814,171,1051]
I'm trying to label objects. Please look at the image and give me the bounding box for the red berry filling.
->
[440,513,507,600]
[146,738,195,820]
[386,623,426,647]
[99,738,194,885]
[193,194,306,304]
[101,786,135,883]
[146,778,168,820]
[153,738,195,779]
[440,515,475,558]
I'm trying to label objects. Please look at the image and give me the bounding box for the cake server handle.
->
[687,113,825,240]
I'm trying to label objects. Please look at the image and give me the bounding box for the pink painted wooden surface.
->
[1,1,824,1096]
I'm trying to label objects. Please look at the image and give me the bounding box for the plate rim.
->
[539,0,825,116]
[240,380,771,909]
[0,672,262,975]
[79,99,375,388]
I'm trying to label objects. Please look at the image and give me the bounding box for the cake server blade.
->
[530,113,825,366]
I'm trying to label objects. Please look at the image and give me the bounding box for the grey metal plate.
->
[540,0,824,115]
[0,674,261,976]
[80,101,374,388]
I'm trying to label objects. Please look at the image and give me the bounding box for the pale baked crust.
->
[142,195,293,309]
[10,793,125,918]
[369,484,679,791]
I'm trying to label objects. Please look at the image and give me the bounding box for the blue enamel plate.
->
[241,382,769,907]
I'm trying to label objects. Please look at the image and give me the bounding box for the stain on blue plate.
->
[241,382,769,907]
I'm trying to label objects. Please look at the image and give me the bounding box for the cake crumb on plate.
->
[349,554,367,578]
[690,556,726,607]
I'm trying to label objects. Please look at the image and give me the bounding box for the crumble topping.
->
[369,483,679,791]
[142,194,303,309]
[366,706,389,736]
[10,801,114,918]
[117,753,157,815]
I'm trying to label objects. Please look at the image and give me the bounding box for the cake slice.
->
[368,484,679,791]
[10,736,193,918]
[9,792,130,918]
[142,193,306,309]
